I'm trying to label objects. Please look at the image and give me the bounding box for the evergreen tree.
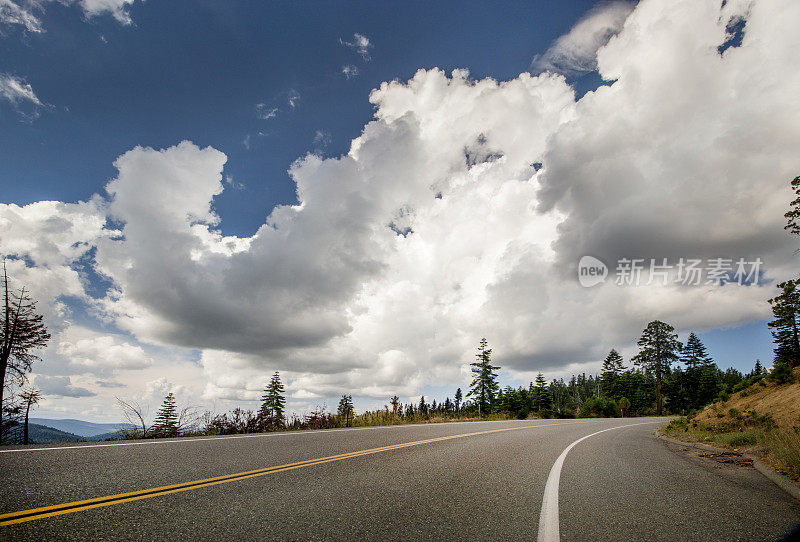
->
[152,392,179,437]
[696,365,721,406]
[443,396,453,412]
[773,174,800,367]
[680,333,713,369]
[768,280,800,367]
[753,359,764,376]
[601,349,625,398]
[679,333,713,409]
[337,394,354,427]
[467,338,500,416]
[784,175,800,237]
[418,395,428,416]
[260,371,286,421]
[454,387,462,411]
[534,373,551,412]
[632,320,682,415]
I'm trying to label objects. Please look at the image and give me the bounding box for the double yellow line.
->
[0,420,593,526]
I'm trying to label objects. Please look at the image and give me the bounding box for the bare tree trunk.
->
[24,398,31,445]
[1,262,10,441]
[0,359,6,442]
[656,365,662,416]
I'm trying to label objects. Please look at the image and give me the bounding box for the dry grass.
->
[662,367,800,483]
[695,367,800,429]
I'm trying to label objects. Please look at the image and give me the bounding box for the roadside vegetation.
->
[663,175,800,483]
[109,327,765,442]
[662,366,800,482]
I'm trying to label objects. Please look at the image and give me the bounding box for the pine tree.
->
[534,373,551,412]
[773,174,800,367]
[632,320,682,415]
[418,395,428,416]
[337,394,354,427]
[152,392,179,438]
[454,387,463,411]
[260,371,286,421]
[784,175,800,237]
[601,349,625,398]
[680,333,713,369]
[768,280,800,367]
[753,359,764,376]
[443,396,453,413]
[467,338,500,416]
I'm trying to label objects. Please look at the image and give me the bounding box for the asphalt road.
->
[1,418,798,541]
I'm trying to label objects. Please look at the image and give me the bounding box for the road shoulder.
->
[656,430,800,503]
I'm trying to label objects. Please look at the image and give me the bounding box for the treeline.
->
[125,325,793,441]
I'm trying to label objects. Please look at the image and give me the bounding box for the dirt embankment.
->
[695,367,800,430]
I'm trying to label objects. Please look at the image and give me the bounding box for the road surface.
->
[1,418,798,540]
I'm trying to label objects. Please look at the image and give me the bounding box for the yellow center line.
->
[1,419,605,526]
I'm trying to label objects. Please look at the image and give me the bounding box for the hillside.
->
[664,367,800,482]
[26,424,85,444]
[695,367,800,429]
[29,418,133,437]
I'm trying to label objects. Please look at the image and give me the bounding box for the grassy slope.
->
[662,367,800,483]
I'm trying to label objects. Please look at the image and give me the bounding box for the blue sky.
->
[2,0,599,236]
[1,0,796,421]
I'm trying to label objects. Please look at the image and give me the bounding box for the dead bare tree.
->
[176,405,200,434]
[116,397,149,438]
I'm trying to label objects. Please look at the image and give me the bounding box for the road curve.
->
[1,418,797,541]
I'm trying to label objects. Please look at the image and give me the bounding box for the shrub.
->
[579,397,618,418]
[554,408,576,419]
[716,431,759,447]
[665,417,689,432]
[768,361,795,384]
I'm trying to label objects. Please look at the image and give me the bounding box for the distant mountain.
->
[26,423,85,444]
[29,418,134,438]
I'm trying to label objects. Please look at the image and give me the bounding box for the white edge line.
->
[536,421,662,542]
[0,418,583,454]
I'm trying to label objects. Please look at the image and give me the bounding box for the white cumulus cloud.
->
[58,332,153,371]
[3,0,799,407]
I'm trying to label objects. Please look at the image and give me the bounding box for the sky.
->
[1,0,798,423]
